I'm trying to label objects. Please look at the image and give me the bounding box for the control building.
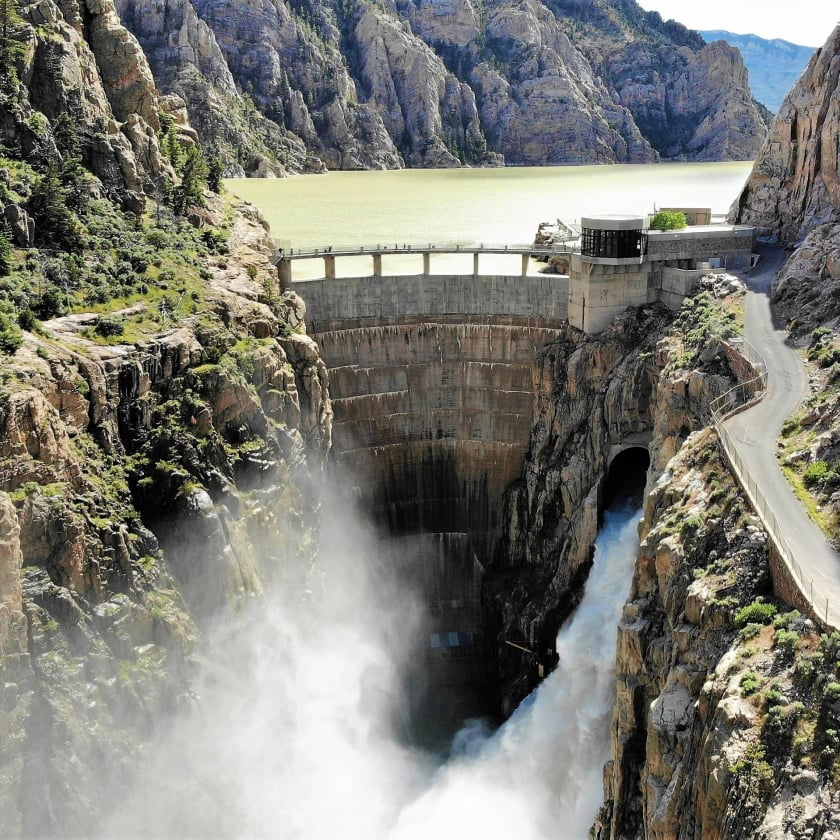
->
[568,214,755,333]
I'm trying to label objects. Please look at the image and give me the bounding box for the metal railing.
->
[710,338,836,628]
[272,241,581,262]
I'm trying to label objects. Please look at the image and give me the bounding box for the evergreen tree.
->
[0,0,24,96]
[0,225,11,275]
[207,153,224,193]
[171,146,207,215]
[27,162,82,250]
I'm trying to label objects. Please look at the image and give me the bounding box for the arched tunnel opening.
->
[601,447,651,518]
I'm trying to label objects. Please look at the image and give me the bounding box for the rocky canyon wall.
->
[0,199,333,833]
[730,25,840,244]
[105,0,767,173]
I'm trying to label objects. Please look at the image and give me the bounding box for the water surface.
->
[227,162,753,247]
[228,162,752,279]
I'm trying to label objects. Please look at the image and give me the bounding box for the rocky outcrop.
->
[486,287,747,712]
[594,431,840,839]
[730,26,840,243]
[701,30,816,113]
[0,198,333,832]
[13,0,179,203]
[603,39,768,161]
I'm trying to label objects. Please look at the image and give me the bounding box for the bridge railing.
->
[272,241,581,260]
[710,337,837,628]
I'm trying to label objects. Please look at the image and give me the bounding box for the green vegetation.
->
[735,599,777,628]
[740,671,761,695]
[649,210,687,231]
[669,290,742,370]
[777,347,840,546]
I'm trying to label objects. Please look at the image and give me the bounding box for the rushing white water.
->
[390,502,642,840]
[102,499,641,839]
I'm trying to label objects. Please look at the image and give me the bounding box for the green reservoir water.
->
[227,161,753,280]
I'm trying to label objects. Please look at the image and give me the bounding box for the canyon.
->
[0,2,839,838]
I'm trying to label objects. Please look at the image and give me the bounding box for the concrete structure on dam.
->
[568,215,755,332]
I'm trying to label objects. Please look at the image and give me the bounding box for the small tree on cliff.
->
[170,145,208,215]
[0,0,25,96]
[649,210,687,231]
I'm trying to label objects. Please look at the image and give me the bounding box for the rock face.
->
[10,0,180,203]
[730,26,840,243]
[107,0,766,171]
[594,432,840,840]
[567,6,769,162]
[487,290,748,712]
[0,200,333,832]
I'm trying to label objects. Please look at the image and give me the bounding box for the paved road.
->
[724,246,840,627]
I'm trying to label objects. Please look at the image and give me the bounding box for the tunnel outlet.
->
[601,447,651,518]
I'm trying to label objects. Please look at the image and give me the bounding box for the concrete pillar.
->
[373,253,382,277]
[423,252,430,276]
[277,259,292,289]
[521,253,530,277]
[324,255,336,280]
[473,252,479,278]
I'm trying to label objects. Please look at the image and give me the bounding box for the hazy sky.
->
[636,0,838,47]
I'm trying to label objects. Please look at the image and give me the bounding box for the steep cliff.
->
[594,431,840,839]
[0,12,333,822]
[0,195,333,832]
[701,30,816,113]
[730,25,840,559]
[108,0,766,171]
[487,278,751,713]
[730,25,840,243]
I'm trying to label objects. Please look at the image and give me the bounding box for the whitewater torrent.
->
[103,501,641,839]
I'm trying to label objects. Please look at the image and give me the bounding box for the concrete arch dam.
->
[290,268,570,740]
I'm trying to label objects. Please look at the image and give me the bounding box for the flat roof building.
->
[568,215,755,333]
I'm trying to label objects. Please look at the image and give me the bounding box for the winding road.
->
[724,246,840,627]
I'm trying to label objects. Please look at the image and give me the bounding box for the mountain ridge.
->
[700,28,817,112]
[113,0,769,174]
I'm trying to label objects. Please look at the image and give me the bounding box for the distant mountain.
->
[700,30,815,112]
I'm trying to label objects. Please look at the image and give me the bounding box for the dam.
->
[275,219,756,734]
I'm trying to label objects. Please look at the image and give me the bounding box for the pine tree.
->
[27,163,82,250]
[0,0,24,96]
[171,146,207,215]
[207,153,224,193]
[0,225,11,276]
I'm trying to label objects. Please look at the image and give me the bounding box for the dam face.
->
[294,272,568,742]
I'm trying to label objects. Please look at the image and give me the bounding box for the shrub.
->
[0,312,22,354]
[95,316,124,338]
[773,610,801,630]
[740,671,760,695]
[824,682,840,702]
[739,623,762,642]
[17,308,36,331]
[0,227,11,276]
[804,460,831,487]
[649,210,687,231]
[774,628,799,653]
[735,599,778,628]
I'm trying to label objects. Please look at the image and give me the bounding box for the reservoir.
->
[227,161,753,279]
